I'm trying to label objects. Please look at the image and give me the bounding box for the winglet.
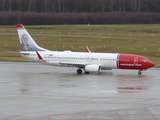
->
[36,51,43,60]
[85,46,91,53]
[16,24,24,28]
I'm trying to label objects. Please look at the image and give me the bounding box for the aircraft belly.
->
[47,61,60,66]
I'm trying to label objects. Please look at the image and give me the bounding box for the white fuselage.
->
[20,51,118,69]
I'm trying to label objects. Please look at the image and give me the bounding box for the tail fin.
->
[16,24,49,51]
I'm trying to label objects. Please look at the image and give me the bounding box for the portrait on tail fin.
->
[21,34,32,51]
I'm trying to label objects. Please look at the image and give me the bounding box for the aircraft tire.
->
[138,71,142,75]
[77,69,82,74]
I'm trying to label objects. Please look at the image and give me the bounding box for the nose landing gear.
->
[138,71,142,75]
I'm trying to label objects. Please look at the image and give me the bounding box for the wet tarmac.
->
[0,62,160,120]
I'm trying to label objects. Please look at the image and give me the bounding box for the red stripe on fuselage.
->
[118,54,151,70]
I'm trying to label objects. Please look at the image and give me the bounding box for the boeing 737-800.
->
[16,24,155,75]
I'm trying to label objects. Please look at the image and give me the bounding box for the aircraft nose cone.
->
[149,61,155,68]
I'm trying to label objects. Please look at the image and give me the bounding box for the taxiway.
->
[0,62,160,120]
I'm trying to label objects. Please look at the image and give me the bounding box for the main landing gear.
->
[138,71,142,75]
[77,68,82,74]
[77,68,90,74]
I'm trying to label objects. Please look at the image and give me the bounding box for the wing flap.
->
[59,62,86,67]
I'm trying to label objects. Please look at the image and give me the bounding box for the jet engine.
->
[85,64,101,72]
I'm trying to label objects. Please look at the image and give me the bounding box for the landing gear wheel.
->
[138,71,142,75]
[77,68,82,74]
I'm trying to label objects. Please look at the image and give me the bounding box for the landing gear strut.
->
[77,68,82,74]
[138,71,142,75]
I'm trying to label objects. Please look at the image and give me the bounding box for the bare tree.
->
[131,0,136,12]
[17,0,22,11]
[138,0,141,12]
[28,0,32,12]
[8,0,13,11]
[118,0,121,11]
[131,0,141,12]
[1,0,7,10]
[109,0,115,12]
[134,0,137,11]
[122,0,125,11]
[0,0,160,13]
[44,0,48,12]
[58,0,61,12]
[62,0,65,12]
[100,0,105,12]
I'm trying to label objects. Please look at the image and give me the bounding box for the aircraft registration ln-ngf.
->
[16,24,155,75]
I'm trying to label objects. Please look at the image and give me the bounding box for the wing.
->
[59,62,86,67]
[85,46,91,53]
[36,52,86,67]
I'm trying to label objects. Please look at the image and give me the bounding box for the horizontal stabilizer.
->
[5,51,19,54]
[36,51,46,62]
[36,51,43,60]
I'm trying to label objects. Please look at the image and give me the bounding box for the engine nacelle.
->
[85,64,101,72]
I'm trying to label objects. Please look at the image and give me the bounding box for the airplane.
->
[16,24,155,75]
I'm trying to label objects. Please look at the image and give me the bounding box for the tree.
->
[138,0,141,12]
[1,0,7,10]
[109,0,115,12]
[17,0,22,11]
[8,0,13,11]
[28,0,32,12]
[0,0,160,13]
[57,0,61,12]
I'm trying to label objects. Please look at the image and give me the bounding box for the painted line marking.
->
[44,108,88,120]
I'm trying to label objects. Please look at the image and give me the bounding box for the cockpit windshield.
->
[142,59,150,62]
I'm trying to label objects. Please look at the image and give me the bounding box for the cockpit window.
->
[142,59,150,62]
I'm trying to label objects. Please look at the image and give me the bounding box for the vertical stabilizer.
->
[16,24,49,51]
